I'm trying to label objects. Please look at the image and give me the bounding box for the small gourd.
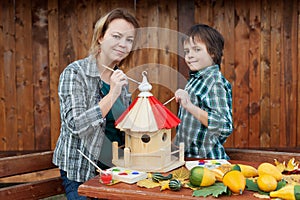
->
[168,179,182,191]
[152,173,173,182]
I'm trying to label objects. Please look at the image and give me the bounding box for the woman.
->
[53,8,140,199]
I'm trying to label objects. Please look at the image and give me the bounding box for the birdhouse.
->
[113,71,185,172]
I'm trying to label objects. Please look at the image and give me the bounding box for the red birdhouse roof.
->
[115,92,180,132]
[115,71,180,132]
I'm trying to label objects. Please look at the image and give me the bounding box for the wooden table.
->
[78,160,261,200]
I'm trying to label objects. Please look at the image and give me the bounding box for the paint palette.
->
[106,167,147,184]
[185,159,231,170]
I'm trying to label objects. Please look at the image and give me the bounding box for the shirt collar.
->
[189,64,220,78]
[85,56,100,78]
[85,56,119,78]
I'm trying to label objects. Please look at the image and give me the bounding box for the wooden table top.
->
[78,160,262,200]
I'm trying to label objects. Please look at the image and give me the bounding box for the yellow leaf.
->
[171,167,190,181]
[137,179,160,188]
[274,159,286,172]
[286,158,299,171]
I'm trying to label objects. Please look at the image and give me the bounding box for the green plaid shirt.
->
[175,65,233,159]
[53,56,131,182]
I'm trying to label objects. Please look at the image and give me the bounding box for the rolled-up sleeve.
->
[206,81,233,137]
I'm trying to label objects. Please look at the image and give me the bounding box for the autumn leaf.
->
[192,182,228,198]
[171,167,190,181]
[137,178,160,188]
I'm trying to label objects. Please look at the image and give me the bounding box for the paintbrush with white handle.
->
[102,64,141,84]
[77,149,107,174]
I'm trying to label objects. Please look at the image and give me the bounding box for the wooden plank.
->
[233,0,250,147]
[222,0,235,147]
[58,0,76,73]
[15,0,34,150]
[146,0,159,98]
[32,0,51,150]
[248,0,261,147]
[281,0,297,147]
[48,0,61,150]
[0,151,55,178]
[260,0,271,147]
[194,0,213,26]
[2,0,17,150]
[226,148,300,163]
[177,0,194,89]
[156,1,178,137]
[0,177,64,200]
[75,0,94,59]
[0,168,59,183]
[270,0,282,147]
[0,1,6,151]
[298,0,300,147]
[213,0,225,74]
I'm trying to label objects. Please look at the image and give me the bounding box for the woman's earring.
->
[98,44,101,53]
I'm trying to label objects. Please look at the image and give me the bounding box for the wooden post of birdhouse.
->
[179,142,184,162]
[112,141,118,164]
[124,147,130,168]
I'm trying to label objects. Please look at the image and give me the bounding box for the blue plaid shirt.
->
[53,56,131,182]
[175,65,233,159]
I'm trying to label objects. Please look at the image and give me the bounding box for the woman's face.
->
[99,18,135,65]
[183,37,214,71]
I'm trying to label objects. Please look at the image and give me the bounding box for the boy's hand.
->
[175,89,192,110]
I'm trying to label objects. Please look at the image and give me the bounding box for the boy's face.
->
[183,37,214,71]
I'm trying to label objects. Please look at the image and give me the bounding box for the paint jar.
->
[100,170,113,184]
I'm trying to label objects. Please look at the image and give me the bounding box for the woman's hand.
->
[98,69,128,117]
[109,69,128,98]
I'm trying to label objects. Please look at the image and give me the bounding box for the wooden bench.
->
[0,151,64,200]
[226,148,300,163]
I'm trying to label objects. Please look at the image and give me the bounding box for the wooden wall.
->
[0,0,299,151]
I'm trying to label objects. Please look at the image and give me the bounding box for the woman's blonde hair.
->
[89,8,140,60]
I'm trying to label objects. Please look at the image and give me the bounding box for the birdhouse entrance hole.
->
[141,134,150,143]
[162,132,167,142]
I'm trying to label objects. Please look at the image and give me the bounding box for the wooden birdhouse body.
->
[124,129,172,168]
[112,72,185,172]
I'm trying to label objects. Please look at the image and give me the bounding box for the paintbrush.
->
[77,149,107,174]
[102,64,141,84]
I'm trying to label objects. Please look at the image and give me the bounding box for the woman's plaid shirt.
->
[53,56,131,182]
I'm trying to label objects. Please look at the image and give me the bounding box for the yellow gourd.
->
[258,162,283,181]
[237,164,258,178]
[257,174,277,192]
[189,166,216,187]
[222,170,246,194]
[270,185,300,200]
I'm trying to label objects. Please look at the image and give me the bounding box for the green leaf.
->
[193,183,228,198]
[276,180,286,190]
[245,179,268,195]
[246,179,259,191]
